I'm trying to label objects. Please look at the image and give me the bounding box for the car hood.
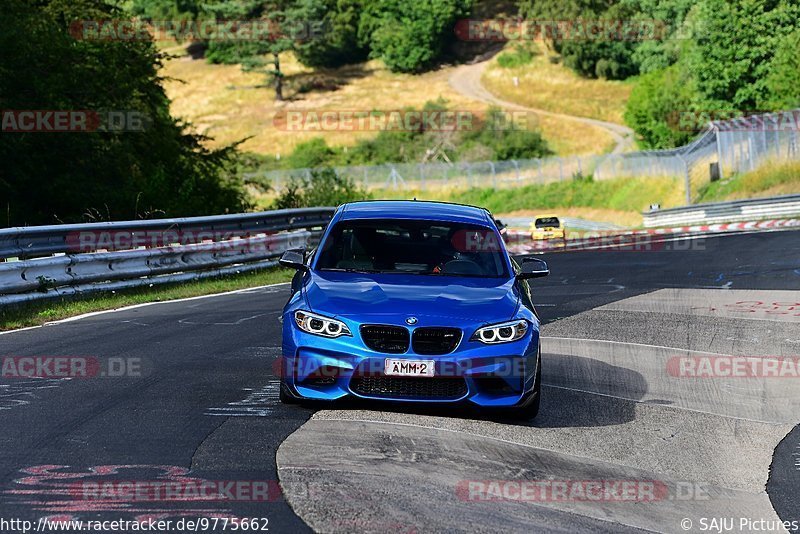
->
[303,271,519,322]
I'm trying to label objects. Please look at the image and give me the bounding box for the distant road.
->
[502,216,624,232]
[449,60,635,154]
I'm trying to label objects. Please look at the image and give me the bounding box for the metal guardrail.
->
[0,208,334,260]
[0,208,335,306]
[642,194,800,227]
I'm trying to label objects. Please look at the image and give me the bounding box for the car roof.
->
[337,200,494,226]
[535,214,560,219]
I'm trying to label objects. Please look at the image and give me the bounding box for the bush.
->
[286,138,341,168]
[624,65,695,149]
[359,0,472,73]
[559,39,638,80]
[459,108,552,160]
[272,168,371,209]
[496,46,535,69]
[204,41,245,65]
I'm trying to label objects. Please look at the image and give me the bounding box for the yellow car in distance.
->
[530,215,567,245]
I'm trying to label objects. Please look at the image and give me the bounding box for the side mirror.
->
[517,257,549,279]
[279,249,308,271]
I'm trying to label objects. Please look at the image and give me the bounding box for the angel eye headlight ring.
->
[294,310,352,338]
[471,320,528,344]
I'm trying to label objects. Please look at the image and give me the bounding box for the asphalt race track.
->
[1,229,798,533]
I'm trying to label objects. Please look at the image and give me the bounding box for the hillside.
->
[160,46,628,159]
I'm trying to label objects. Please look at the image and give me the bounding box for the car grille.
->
[350,376,467,400]
[412,327,462,355]
[360,325,409,353]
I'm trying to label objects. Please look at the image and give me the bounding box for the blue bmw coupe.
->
[278,200,549,419]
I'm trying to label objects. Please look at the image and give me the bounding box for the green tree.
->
[626,0,697,74]
[759,29,800,110]
[683,0,800,111]
[624,64,695,148]
[130,0,204,19]
[359,0,473,73]
[293,0,368,68]
[203,0,298,100]
[0,0,246,226]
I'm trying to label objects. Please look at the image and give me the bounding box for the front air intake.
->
[360,325,410,353]
[412,327,462,355]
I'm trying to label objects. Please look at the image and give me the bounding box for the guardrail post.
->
[678,155,691,205]
[713,126,724,179]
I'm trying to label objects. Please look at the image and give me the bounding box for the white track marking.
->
[0,282,290,336]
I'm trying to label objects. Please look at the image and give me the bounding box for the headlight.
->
[471,320,528,344]
[294,310,352,338]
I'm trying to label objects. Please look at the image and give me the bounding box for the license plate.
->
[384,358,435,377]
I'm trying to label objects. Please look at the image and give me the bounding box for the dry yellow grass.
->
[533,114,616,155]
[161,47,619,157]
[696,160,800,203]
[482,43,632,125]
[164,51,481,156]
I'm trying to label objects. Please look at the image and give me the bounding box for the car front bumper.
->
[281,320,540,407]
[531,231,565,240]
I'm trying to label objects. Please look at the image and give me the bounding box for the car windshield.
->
[535,217,560,228]
[315,219,509,278]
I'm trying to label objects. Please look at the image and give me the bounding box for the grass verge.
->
[0,267,294,332]
[373,176,684,227]
[696,161,800,203]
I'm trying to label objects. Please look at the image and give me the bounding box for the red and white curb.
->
[505,218,800,254]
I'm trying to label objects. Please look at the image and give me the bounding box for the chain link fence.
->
[249,109,800,204]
